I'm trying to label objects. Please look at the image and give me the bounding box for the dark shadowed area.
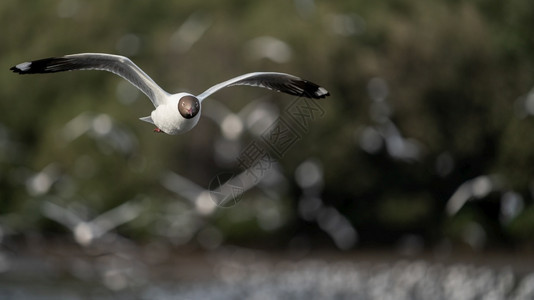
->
[0,0,533,299]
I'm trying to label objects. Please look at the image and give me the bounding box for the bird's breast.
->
[151,104,201,135]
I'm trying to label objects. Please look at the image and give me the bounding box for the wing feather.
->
[197,72,329,102]
[10,53,169,107]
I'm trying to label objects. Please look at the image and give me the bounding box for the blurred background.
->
[1,0,534,298]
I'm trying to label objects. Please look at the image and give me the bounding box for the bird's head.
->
[178,95,200,119]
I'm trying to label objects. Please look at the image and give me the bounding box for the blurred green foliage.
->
[1,0,534,250]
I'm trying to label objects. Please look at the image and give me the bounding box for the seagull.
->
[10,53,330,135]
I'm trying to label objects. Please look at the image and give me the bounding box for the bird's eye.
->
[178,95,200,119]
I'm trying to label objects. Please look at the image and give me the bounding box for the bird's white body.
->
[11,53,329,135]
[150,92,201,135]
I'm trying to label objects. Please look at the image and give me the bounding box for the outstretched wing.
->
[196,72,330,102]
[10,53,169,107]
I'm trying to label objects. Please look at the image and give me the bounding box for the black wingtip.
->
[314,87,330,99]
[10,61,33,74]
[10,66,22,73]
[9,57,71,75]
[300,80,330,99]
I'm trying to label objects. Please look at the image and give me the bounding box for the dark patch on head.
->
[178,95,200,119]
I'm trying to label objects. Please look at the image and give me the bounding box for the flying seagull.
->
[10,53,330,135]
